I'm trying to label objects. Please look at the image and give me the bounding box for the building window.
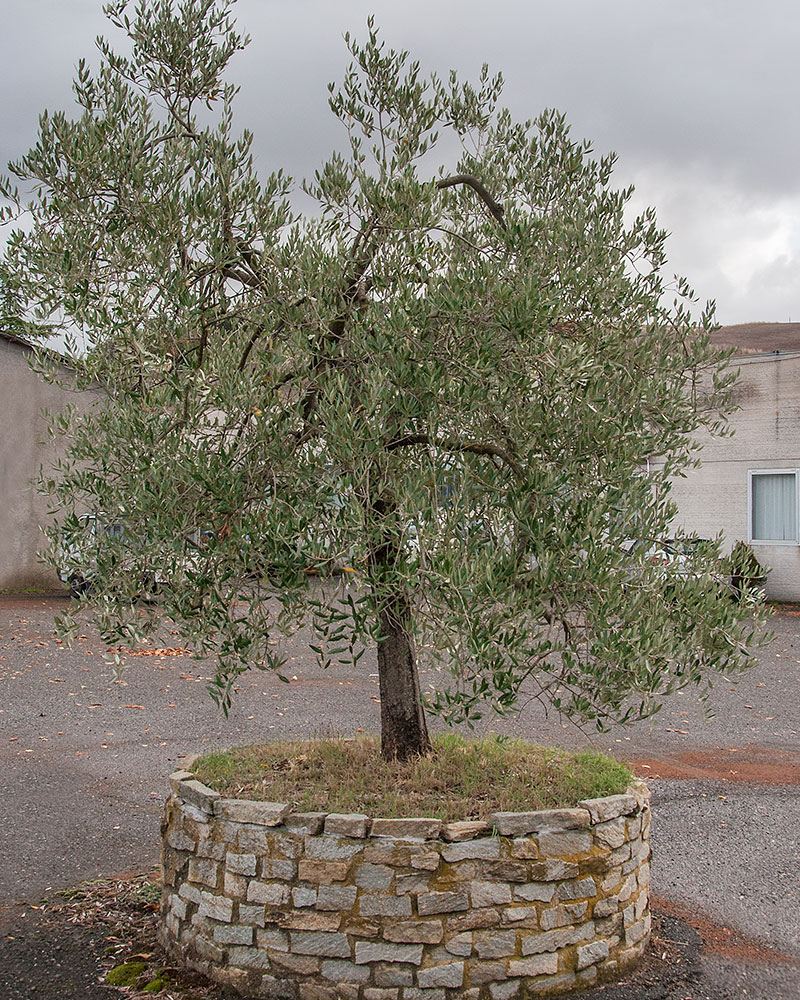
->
[749,471,798,543]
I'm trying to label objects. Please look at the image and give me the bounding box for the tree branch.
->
[386,432,523,480]
[436,174,506,229]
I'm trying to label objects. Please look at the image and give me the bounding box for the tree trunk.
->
[376,587,432,761]
[368,495,432,762]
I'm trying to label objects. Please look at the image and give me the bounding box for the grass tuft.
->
[193,734,632,822]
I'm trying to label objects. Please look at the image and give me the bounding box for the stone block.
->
[577,939,609,969]
[374,963,415,986]
[520,922,593,955]
[592,896,619,919]
[509,839,539,860]
[441,838,500,862]
[224,872,248,898]
[237,827,269,853]
[492,809,590,836]
[480,861,528,882]
[270,951,322,975]
[594,817,627,850]
[446,909,501,932]
[197,892,233,922]
[489,981,521,1000]
[528,859,578,881]
[228,945,271,970]
[508,954,559,977]
[370,818,443,840]
[470,881,512,907]
[214,924,255,946]
[216,799,289,826]
[474,931,516,959]
[251,927,289,951]
[354,942,424,965]
[539,902,588,930]
[290,932,352,958]
[319,959,371,982]
[469,962,508,985]
[354,863,394,889]
[384,920,444,945]
[293,887,318,908]
[359,894,412,918]
[441,821,491,842]
[625,913,651,946]
[396,874,431,894]
[528,973,577,995]
[285,813,327,836]
[364,990,399,1000]
[537,831,592,856]
[557,877,596,901]
[445,932,473,956]
[170,895,188,920]
[363,843,412,866]
[247,881,290,906]
[417,891,469,915]
[299,986,338,1000]
[343,918,380,938]
[239,903,267,926]
[578,794,637,824]
[259,977,300,1000]
[167,828,196,852]
[227,852,257,876]
[178,882,202,904]
[501,906,538,927]
[410,852,441,871]
[324,814,370,838]
[297,861,350,884]
[196,839,227,861]
[177,778,221,813]
[403,991,445,1000]
[188,856,219,888]
[304,836,363,861]
[513,882,555,903]
[416,962,464,988]
[169,769,194,791]
[283,911,342,932]
[316,885,357,910]
[262,859,298,881]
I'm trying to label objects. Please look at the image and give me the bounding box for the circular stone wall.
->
[159,767,651,999]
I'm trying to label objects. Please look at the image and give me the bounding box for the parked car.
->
[620,536,731,593]
[56,513,164,598]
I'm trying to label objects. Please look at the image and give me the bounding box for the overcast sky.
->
[1,0,797,325]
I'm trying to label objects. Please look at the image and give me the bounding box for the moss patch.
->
[193,734,632,822]
[106,959,147,986]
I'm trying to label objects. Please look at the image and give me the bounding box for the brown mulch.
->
[0,871,779,1000]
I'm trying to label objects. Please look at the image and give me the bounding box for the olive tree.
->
[1,0,765,760]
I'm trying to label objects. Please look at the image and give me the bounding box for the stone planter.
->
[159,767,651,999]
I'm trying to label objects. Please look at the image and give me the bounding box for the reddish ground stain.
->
[651,894,800,965]
[629,746,800,785]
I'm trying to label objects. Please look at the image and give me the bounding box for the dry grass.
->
[193,734,632,823]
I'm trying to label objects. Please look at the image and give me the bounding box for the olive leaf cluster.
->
[1,1,766,758]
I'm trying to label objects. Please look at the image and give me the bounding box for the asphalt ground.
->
[1,593,799,998]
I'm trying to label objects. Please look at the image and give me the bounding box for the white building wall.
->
[656,351,800,601]
[0,336,97,591]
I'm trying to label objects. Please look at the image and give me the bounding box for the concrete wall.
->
[0,335,93,591]
[656,351,800,600]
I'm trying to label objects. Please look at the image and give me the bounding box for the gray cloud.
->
[2,0,798,323]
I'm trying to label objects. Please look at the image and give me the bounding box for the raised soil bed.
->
[159,769,651,999]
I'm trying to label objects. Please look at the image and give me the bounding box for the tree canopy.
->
[0,0,766,759]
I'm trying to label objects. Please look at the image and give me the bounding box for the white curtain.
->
[751,473,797,541]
